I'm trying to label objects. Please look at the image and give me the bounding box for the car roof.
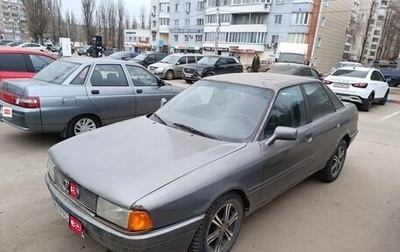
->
[0,47,57,58]
[203,73,319,90]
[59,57,143,65]
[338,67,377,72]
[169,53,203,56]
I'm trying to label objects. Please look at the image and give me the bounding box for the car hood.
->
[49,116,246,208]
[0,78,52,95]
[325,76,366,83]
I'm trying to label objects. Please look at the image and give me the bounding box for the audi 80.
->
[46,73,358,252]
[0,58,183,137]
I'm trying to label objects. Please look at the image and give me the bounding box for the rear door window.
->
[0,54,29,72]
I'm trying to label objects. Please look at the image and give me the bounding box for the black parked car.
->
[108,51,138,60]
[131,52,167,68]
[182,55,243,83]
[267,63,324,80]
[379,68,400,87]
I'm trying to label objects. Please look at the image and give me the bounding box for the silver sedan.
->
[0,58,183,137]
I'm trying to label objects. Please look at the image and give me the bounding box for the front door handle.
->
[91,90,100,94]
[136,89,143,93]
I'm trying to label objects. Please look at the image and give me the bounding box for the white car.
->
[16,42,46,51]
[324,67,389,111]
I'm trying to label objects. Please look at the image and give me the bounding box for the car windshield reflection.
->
[34,60,81,84]
[153,80,273,143]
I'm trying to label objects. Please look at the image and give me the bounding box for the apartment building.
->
[150,0,171,52]
[0,0,28,41]
[311,0,354,73]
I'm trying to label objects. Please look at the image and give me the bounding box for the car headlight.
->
[155,67,165,72]
[47,157,55,181]
[96,197,153,232]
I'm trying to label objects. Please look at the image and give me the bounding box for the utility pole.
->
[214,0,220,55]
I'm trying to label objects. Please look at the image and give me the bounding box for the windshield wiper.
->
[173,123,220,140]
[152,113,167,125]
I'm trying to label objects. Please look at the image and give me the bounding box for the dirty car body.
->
[45,73,358,251]
[0,58,183,137]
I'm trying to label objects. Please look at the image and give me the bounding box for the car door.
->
[86,63,137,124]
[257,84,314,207]
[371,70,389,98]
[0,53,32,80]
[175,56,187,78]
[214,58,228,74]
[126,64,176,115]
[302,82,344,172]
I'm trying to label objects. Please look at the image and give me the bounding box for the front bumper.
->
[45,174,203,252]
[182,73,202,82]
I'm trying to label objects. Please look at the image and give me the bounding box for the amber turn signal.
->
[128,210,154,231]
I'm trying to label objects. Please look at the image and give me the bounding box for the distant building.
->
[0,0,28,41]
[123,29,152,53]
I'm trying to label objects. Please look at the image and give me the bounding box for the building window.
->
[159,3,170,13]
[153,20,156,27]
[293,12,311,25]
[197,19,204,26]
[174,35,178,42]
[175,19,179,27]
[274,15,282,24]
[205,14,217,24]
[197,1,205,10]
[185,19,190,26]
[271,35,279,44]
[317,37,322,47]
[276,0,285,4]
[160,18,169,26]
[184,35,189,42]
[186,3,191,13]
[321,17,326,27]
[220,14,231,23]
[196,35,202,42]
[152,34,156,41]
[175,3,179,12]
[288,33,307,43]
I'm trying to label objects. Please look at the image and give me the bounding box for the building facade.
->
[123,29,152,53]
[0,0,28,41]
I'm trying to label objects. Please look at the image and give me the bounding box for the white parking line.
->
[375,110,400,123]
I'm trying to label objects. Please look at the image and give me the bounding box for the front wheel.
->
[359,94,373,112]
[317,139,347,183]
[189,193,244,252]
[66,115,100,138]
[164,70,174,80]
[378,90,389,105]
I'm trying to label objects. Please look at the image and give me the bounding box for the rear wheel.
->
[189,193,244,252]
[185,80,193,84]
[317,139,347,183]
[359,94,373,112]
[67,115,100,138]
[165,70,174,80]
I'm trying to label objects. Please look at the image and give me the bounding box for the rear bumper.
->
[0,101,43,131]
[45,174,203,252]
[335,93,365,104]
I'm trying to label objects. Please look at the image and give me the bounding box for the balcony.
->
[207,3,271,14]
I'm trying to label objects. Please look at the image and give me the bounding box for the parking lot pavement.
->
[0,85,399,252]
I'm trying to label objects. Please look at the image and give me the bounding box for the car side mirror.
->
[266,126,297,146]
[176,62,180,65]
[160,98,168,107]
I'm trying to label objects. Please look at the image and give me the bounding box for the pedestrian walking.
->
[251,53,260,72]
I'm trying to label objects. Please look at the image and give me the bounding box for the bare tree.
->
[81,0,96,44]
[377,1,400,60]
[140,6,146,29]
[107,0,117,48]
[117,0,125,50]
[22,0,52,44]
[359,0,377,63]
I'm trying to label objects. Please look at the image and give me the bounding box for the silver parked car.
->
[0,58,183,137]
[45,73,358,252]
[148,53,204,80]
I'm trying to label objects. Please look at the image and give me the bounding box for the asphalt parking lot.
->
[0,81,399,252]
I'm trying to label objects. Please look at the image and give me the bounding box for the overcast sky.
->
[62,0,151,23]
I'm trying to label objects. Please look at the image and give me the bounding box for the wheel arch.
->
[61,113,103,138]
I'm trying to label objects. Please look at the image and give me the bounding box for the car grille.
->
[148,66,157,70]
[183,68,195,74]
[53,168,98,213]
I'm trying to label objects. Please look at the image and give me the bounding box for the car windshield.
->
[159,55,180,63]
[134,53,149,61]
[34,60,81,84]
[197,56,219,65]
[153,80,273,142]
[331,69,368,78]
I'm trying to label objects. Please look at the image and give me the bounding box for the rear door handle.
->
[136,89,143,93]
[91,90,100,94]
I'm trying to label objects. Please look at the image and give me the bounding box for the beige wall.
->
[312,0,354,75]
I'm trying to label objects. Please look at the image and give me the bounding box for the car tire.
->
[185,80,193,84]
[205,72,214,77]
[246,67,252,72]
[165,70,174,80]
[67,115,100,138]
[359,93,373,112]
[189,193,244,252]
[317,139,347,183]
[378,90,389,105]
